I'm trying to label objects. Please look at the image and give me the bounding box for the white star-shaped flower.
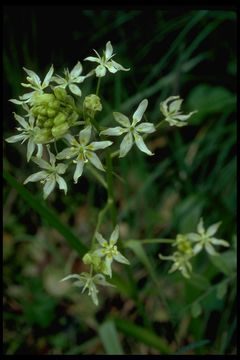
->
[160,95,197,127]
[5,112,43,161]
[24,147,68,199]
[159,251,193,278]
[84,41,130,77]
[187,218,229,256]
[56,125,112,183]
[100,99,155,157]
[52,61,91,96]
[92,225,130,278]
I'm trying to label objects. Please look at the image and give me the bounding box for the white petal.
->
[105,41,113,60]
[111,59,130,71]
[69,84,82,96]
[84,56,101,63]
[23,67,41,85]
[132,99,148,125]
[110,225,119,245]
[70,61,82,78]
[113,112,130,127]
[51,75,65,85]
[42,65,54,87]
[24,171,47,184]
[56,148,76,160]
[60,274,82,282]
[95,65,106,77]
[43,178,56,199]
[5,134,26,143]
[210,238,229,247]
[14,113,29,129]
[113,251,130,265]
[193,243,203,254]
[100,127,127,136]
[27,138,35,162]
[105,62,118,73]
[32,157,52,170]
[56,163,68,174]
[56,175,67,194]
[104,256,113,278]
[119,132,133,158]
[197,218,205,235]
[134,132,153,155]
[206,222,221,237]
[187,233,201,242]
[160,96,179,116]
[88,141,113,150]
[73,160,84,183]
[9,98,25,105]
[95,232,107,246]
[79,125,91,145]
[135,122,155,134]
[205,243,218,256]
[86,151,105,171]
[36,144,43,158]
[169,99,183,113]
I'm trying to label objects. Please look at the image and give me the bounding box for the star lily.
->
[52,61,91,96]
[60,272,115,306]
[187,218,229,256]
[92,225,130,278]
[10,65,54,105]
[84,41,130,77]
[56,125,112,183]
[5,112,43,161]
[160,95,197,127]
[159,251,193,278]
[100,99,155,157]
[24,147,68,199]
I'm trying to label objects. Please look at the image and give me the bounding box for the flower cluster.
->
[159,218,229,278]
[61,226,129,305]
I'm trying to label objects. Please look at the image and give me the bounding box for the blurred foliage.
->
[3,6,236,355]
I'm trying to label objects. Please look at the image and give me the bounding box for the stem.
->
[91,201,111,249]
[96,77,101,96]
[140,238,175,245]
[105,149,117,227]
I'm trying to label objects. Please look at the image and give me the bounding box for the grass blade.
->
[98,320,124,355]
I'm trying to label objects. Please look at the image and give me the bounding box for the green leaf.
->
[98,320,124,355]
[186,273,210,290]
[209,251,235,276]
[191,302,202,318]
[216,282,228,300]
[113,317,171,354]
[3,170,88,256]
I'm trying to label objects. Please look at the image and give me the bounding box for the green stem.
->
[105,150,117,227]
[91,201,111,249]
[140,238,175,245]
[96,77,101,96]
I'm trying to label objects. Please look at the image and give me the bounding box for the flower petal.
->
[110,225,119,245]
[95,65,106,77]
[27,138,35,161]
[134,132,153,155]
[84,56,101,63]
[43,177,56,199]
[119,132,133,158]
[205,243,218,256]
[14,113,29,129]
[69,84,82,96]
[60,274,82,282]
[132,99,148,125]
[23,67,41,85]
[32,157,52,170]
[111,59,130,71]
[187,233,201,242]
[104,256,113,278]
[88,140,113,151]
[206,222,221,237]
[105,41,113,61]
[100,127,127,136]
[113,251,130,265]
[197,218,205,235]
[95,232,108,247]
[135,122,156,134]
[79,125,91,145]
[42,65,54,88]
[169,98,183,113]
[24,171,47,184]
[5,134,26,143]
[113,112,130,127]
[193,243,203,254]
[56,147,76,160]
[56,175,67,194]
[86,151,105,171]
[70,61,82,78]
[73,160,84,183]
[210,238,229,247]
[105,62,118,73]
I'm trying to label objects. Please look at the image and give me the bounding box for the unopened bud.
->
[52,123,69,138]
[54,87,67,101]
[53,112,67,126]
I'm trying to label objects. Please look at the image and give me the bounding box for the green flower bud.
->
[52,123,69,138]
[67,111,78,126]
[43,119,54,128]
[82,253,92,265]
[53,112,67,126]
[34,128,52,143]
[47,108,57,118]
[39,106,48,116]
[83,94,102,113]
[48,99,60,110]
[37,115,47,123]
[54,87,67,101]
[33,93,55,105]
